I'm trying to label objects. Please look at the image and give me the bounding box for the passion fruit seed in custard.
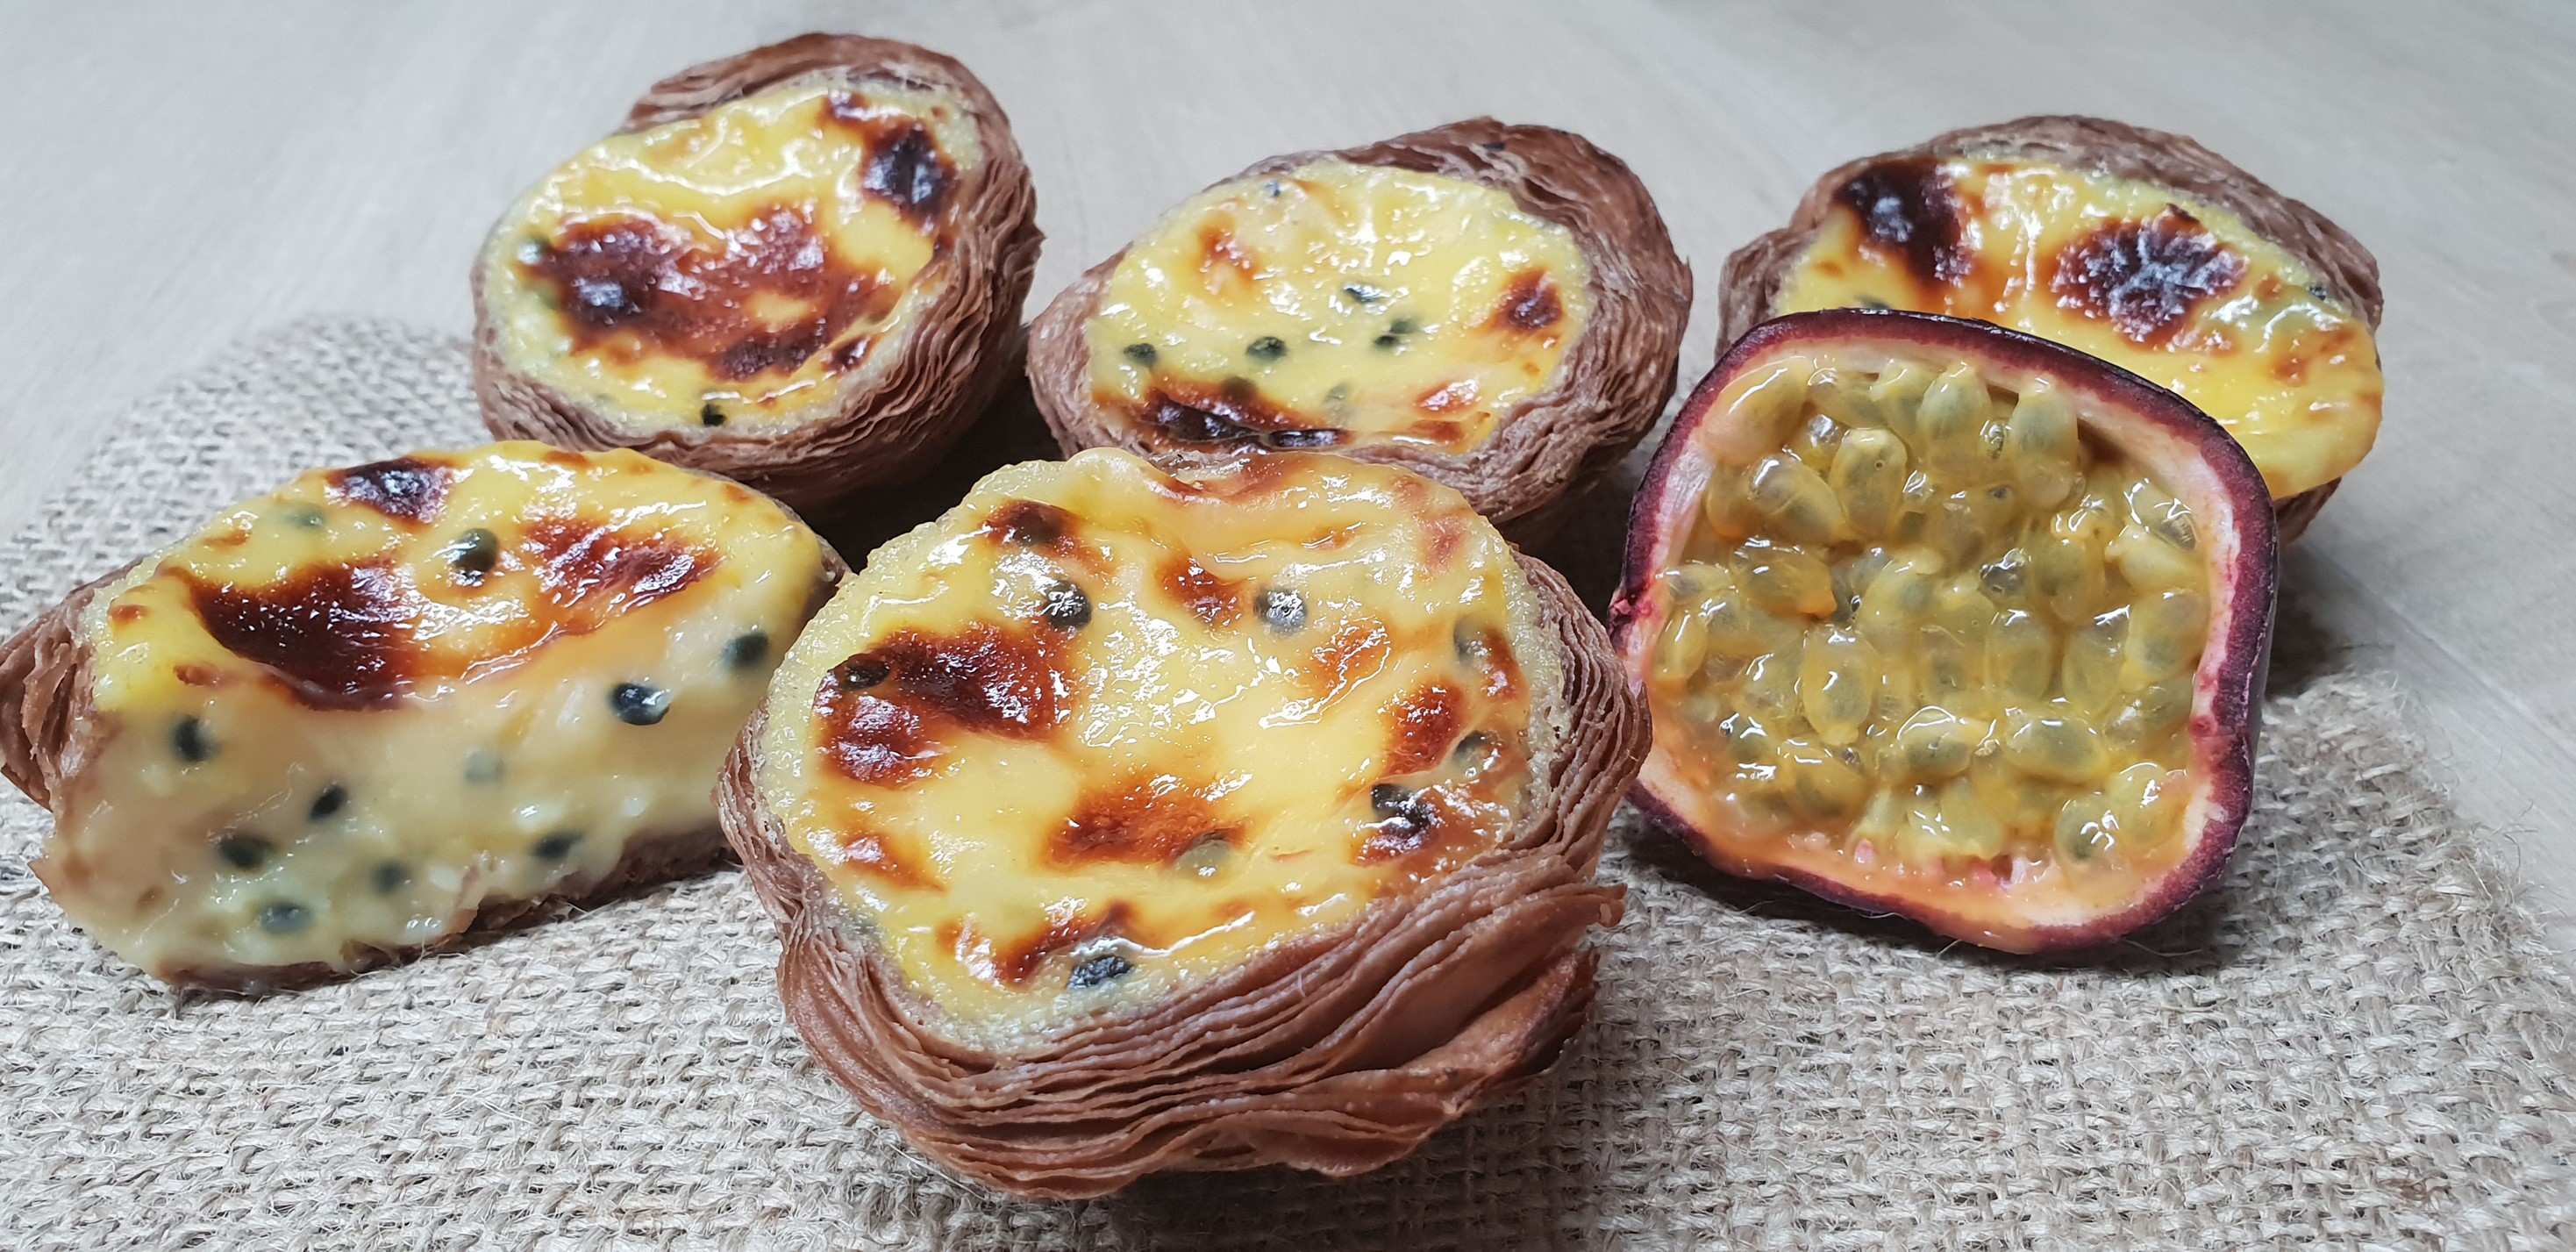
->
[473,33,1041,512]
[0,443,838,991]
[1029,118,1690,530]
[1724,115,2384,540]
[723,447,1645,1198]
[1612,310,2277,953]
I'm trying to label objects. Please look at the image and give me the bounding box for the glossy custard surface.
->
[1648,351,2210,923]
[1085,160,1593,454]
[43,443,832,978]
[1774,156,2379,497]
[483,80,982,430]
[758,448,1554,1047]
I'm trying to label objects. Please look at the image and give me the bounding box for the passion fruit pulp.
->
[1611,309,2277,951]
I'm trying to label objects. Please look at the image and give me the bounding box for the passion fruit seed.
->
[2007,385,2080,510]
[1654,353,2213,878]
[1069,953,1134,990]
[1174,834,1231,879]
[1747,454,1846,545]
[610,682,672,726]
[173,715,214,763]
[1830,427,1910,539]
[1741,544,1837,617]
[216,833,274,871]
[309,784,348,822]
[443,528,502,577]
[1042,580,1093,630]
[465,748,505,784]
[1916,363,1994,484]
[533,831,582,862]
[1124,342,1157,365]
[257,901,311,934]
[372,862,411,894]
[1256,587,1307,634]
[701,402,727,427]
[725,628,771,671]
[1247,336,1287,362]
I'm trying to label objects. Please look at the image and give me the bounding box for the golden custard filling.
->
[43,443,831,978]
[1084,160,1594,454]
[758,448,1555,1048]
[1773,155,2380,498]
[482,80,982,431]
[1649,353,2209,918]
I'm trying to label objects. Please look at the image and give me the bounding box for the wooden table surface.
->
[5,2,2572,932]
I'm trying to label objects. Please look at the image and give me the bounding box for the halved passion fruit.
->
[1721,116,2383,542]
[1611,309,2276,951]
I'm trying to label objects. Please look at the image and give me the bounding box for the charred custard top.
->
[757,448,1555,1048]
[1083,160,1594,455]
[46,443,831,979]
[1774,155,2380,499]
[1645,351,2214,932]
[482,80,982,431]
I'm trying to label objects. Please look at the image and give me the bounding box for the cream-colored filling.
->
[482,80,981,430]
[1774,156,2380,499]
[41,444,831,979]
[1645,352,2212,926]
[757,448,1554,1051]
[1085,159,1593,454]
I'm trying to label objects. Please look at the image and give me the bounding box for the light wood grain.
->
[5,0,2574,934]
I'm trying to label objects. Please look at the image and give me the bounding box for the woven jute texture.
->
[4,320,2574,1250]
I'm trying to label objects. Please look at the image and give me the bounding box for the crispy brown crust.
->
[1026,118,1690,537]
[0,493,848,995]
[1716,115,2382,535]
[471,33,1044,515]
[721,521,1648,1198]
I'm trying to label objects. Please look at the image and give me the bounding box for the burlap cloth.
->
[4,320,2572,1250]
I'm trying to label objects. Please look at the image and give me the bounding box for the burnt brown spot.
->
[983,499,1074,553]
[524,519,716,634]
[1198,224,1258,283]
[1299,620,1392,707]
[173,662,223,687]
[820,92,955,226]
[1424,517,1466,570]
[1416,381,1477,414]
[1161,557,1243,627]
[108,604,146,626]
[1051,776,1229,868]
[816,681,933,785]
[838,826,934,889]
[988,902,1131,988]
[1492,268,1563,332]
[1127,376,1347,451]
[1835,155,1967,285]
[1383,683,1465,775]
[1457,621,1521,700]
[327,456,453,524]
[521,205,897,383]
[2049,206,2247,347]
[815,622,1073,786]
[187,562,418,710]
